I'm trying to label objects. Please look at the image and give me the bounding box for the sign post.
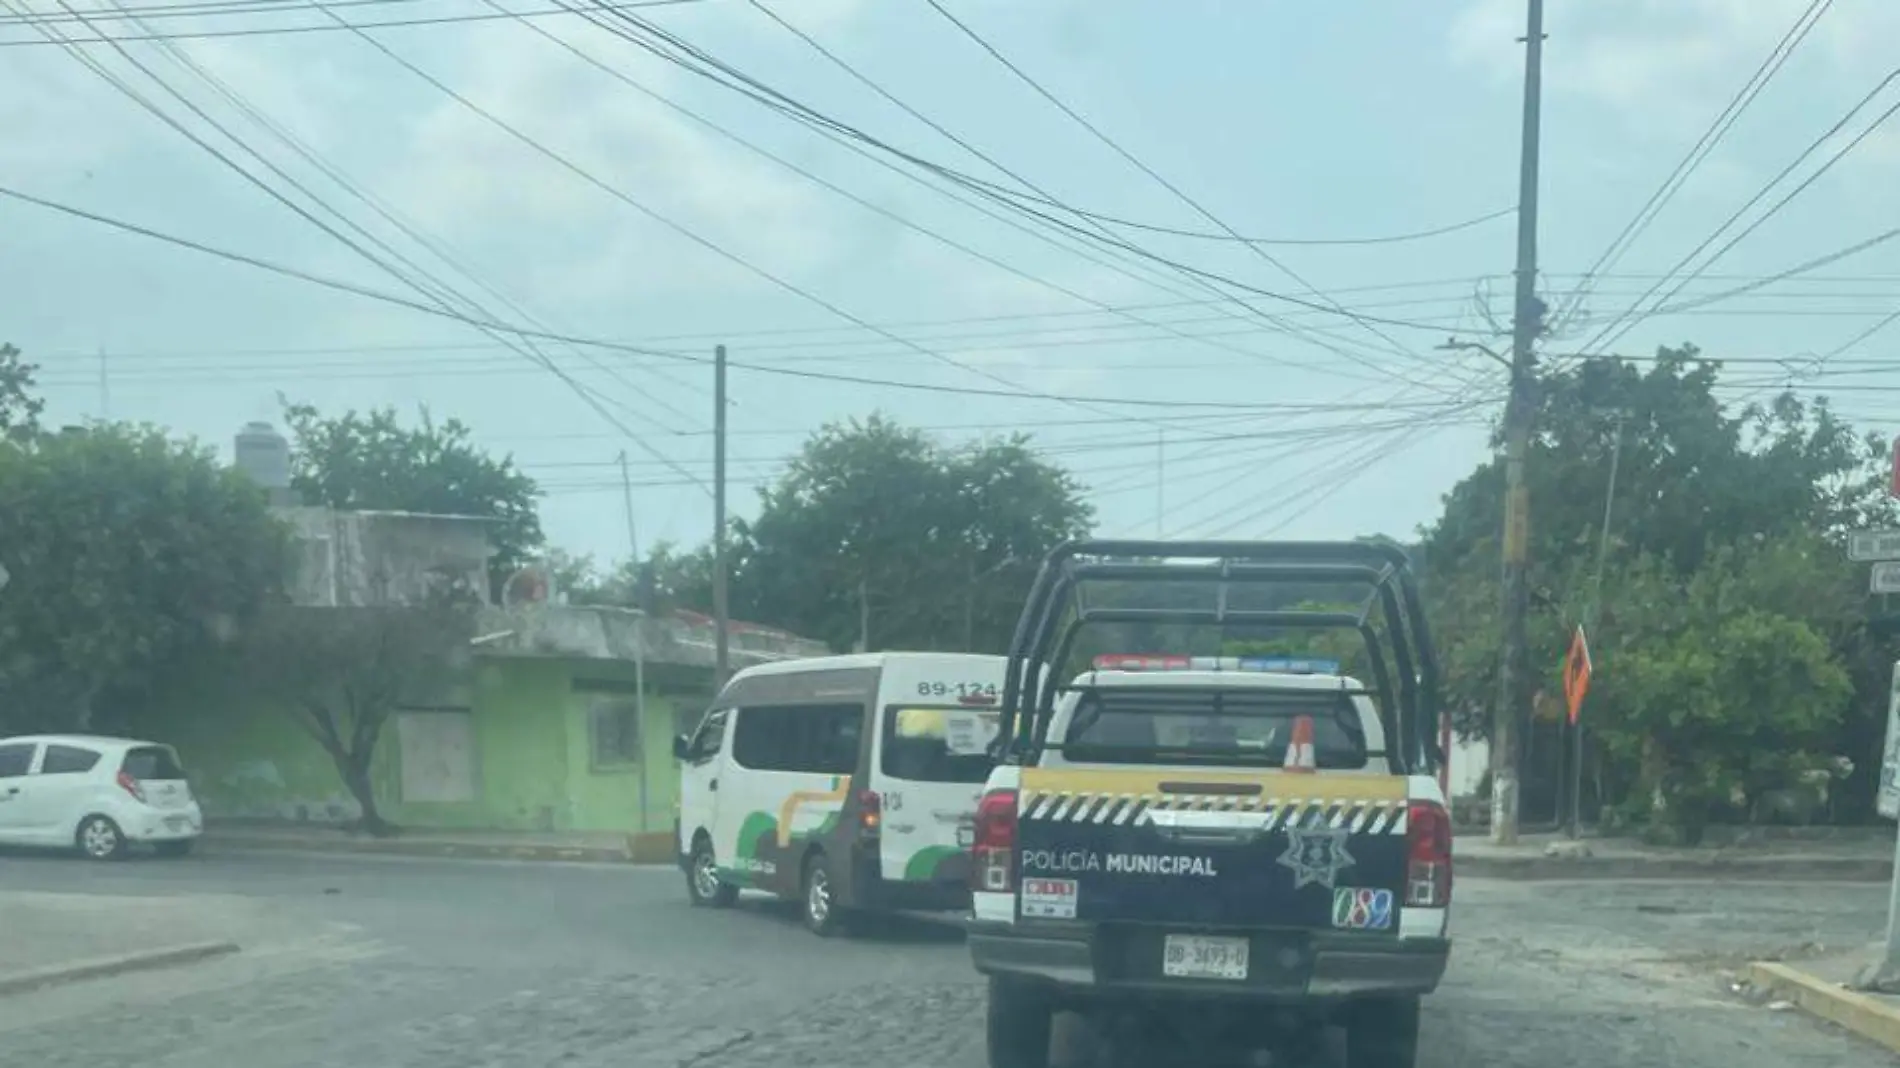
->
[1562,625,1592,840]
[1858,661,1900,992]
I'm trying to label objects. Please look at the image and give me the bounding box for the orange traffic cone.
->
[1283,714,1316,773]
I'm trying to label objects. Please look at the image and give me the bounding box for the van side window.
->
[685,710,728,763]
[730,704,863,775]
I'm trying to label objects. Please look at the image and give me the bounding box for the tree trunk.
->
[338,752,396,837]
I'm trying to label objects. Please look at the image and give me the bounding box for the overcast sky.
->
[5,0,1898,567]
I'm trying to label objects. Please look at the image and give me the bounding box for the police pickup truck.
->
[964,541,1451,1068]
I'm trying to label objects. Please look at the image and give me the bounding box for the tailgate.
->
[1015,768,1409,932]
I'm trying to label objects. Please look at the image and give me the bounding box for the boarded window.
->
[397,710,476,803]
[590,696,642,769]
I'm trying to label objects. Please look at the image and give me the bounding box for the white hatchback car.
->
[0,735,204,859]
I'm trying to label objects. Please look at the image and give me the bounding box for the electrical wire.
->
[0,0,706,43]
[574,1,1475,394]
[741,0,1470,394]
[1553,0,1830,333]
[2,182,1494,415]
[1574,62,1900,360]
[917,0,1443,375]
[491,0,1404,391]
[14,0,716,488]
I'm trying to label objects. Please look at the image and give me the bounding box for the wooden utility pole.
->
[1494,0,1546,846]
[618,449,639,599]
[712,344,731,689]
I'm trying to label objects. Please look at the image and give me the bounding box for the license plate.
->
[165,816,188,831]
[1162,934,1249,980]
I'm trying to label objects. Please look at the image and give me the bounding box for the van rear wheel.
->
[802,853,850,937]
[985,978,1053,1068]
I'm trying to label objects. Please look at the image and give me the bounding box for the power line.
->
[3,181,1495,415]
[918,0,1444,375]
[25,0,714,489]
[1575,62,1900,359]
[739,0,1468,394]
[310,6,1212,429]
[0,0,708,43]
[1555,0,1830,332]
[578,1,1473,393]
[486,0,1399,392]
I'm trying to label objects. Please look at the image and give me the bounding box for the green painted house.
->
[151,494,826,845]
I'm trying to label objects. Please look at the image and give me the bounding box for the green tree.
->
[738,416,1093,652]
[282,402,543,595]
[0,425,288,733]
[1586,535,1856,841]
[239,596,476,836]
[1419,350,1893,825]
[0,343,43,443]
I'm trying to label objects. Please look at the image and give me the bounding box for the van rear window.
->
[122,746,186,780]
[1059,688,1369,768]
[880,705,999,784]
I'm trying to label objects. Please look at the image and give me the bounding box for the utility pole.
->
[98,347,109,421]
[618,447,650,835]
[1493,0,1546,846]
[712,344,731,689]
[618,449,639,599]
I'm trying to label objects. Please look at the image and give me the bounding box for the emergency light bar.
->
[1091,654,1342,675]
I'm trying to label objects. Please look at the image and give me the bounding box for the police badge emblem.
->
[1278,824,1355,889]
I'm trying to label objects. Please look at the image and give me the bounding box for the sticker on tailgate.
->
[1331,887,1394,930]
[1021,878,1078,919]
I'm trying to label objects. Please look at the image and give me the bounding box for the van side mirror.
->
[672,734,691,761]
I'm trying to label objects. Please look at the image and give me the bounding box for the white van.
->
[673,652,1008,935]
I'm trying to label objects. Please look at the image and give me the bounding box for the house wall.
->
[154,656,711,834]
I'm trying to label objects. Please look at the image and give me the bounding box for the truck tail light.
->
[1405,799,1452,908]
[970,789,1018,893]
[856,790,881,835]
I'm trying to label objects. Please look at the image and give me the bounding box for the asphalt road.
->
[0,848,1890,1067]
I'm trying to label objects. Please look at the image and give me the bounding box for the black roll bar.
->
[994,539,1442,775]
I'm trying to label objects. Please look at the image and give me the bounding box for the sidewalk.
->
[1453,831,1894,882]
[1747,945,1900,1054]
[206,822,675,864]
[0,891,240,997]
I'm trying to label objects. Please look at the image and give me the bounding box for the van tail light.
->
[1404,800,1452,908]
[856,790,881,835]
[116,770,147,804]
[970,789,1018,893]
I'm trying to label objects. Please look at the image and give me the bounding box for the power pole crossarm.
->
[1493,0,1546,847]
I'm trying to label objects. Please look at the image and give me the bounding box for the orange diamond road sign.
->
[1562,625,1592,725]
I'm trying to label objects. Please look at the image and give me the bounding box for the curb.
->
[0,941,241,998]
[1747,960,1900,1054]
[1455,855,1892,883]
[209,835,641,865]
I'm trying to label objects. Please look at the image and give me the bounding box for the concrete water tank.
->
[234,421,292,491]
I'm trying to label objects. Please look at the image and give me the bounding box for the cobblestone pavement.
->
[0,851,1890,1067]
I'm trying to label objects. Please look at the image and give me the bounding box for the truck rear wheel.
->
[1344,995,1420,1068]
[985,978,1053,1068]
